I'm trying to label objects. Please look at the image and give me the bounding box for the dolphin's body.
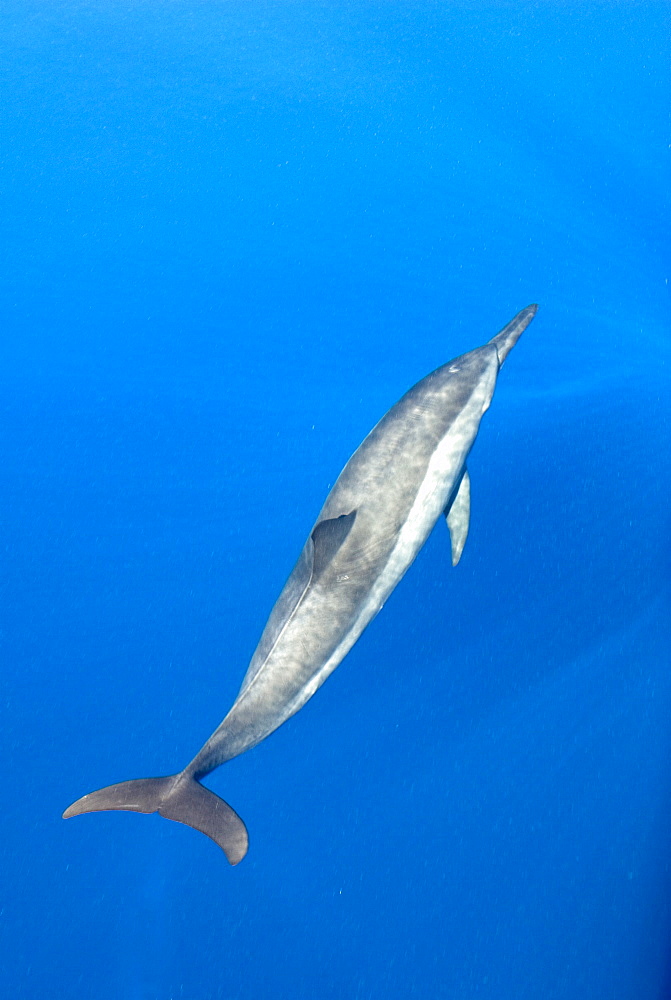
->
[64,305,537,864]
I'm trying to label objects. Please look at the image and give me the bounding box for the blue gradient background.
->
[1,3,670,998]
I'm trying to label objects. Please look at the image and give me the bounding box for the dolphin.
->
[63,304,537,864]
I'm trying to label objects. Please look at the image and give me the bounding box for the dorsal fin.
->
[238,510,357,698]
[311,511,357,581]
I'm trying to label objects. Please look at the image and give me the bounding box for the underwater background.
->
[1,2,670,998]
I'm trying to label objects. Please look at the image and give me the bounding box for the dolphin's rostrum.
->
[63,304,537,864]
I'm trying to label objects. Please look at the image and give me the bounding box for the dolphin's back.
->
[327,343,495,515]
[237,343,497,702]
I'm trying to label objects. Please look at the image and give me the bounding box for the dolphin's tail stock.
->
[62,772,249,865]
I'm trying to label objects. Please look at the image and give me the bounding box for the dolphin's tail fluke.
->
[489,304,538,366]
[62,773,249,865]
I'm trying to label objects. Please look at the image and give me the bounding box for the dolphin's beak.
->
[488,304,538,367]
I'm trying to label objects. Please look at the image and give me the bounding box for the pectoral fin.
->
[445,470,470,566]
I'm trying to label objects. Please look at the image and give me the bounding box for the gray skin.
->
[63,305,537,865]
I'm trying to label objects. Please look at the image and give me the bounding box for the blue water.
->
[2,3,670,997]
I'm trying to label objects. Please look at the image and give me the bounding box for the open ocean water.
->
[1,2,670,998]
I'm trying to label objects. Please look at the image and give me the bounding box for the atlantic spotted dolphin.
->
[63,304,537,864]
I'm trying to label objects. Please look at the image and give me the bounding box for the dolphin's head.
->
[488,304,538,367]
